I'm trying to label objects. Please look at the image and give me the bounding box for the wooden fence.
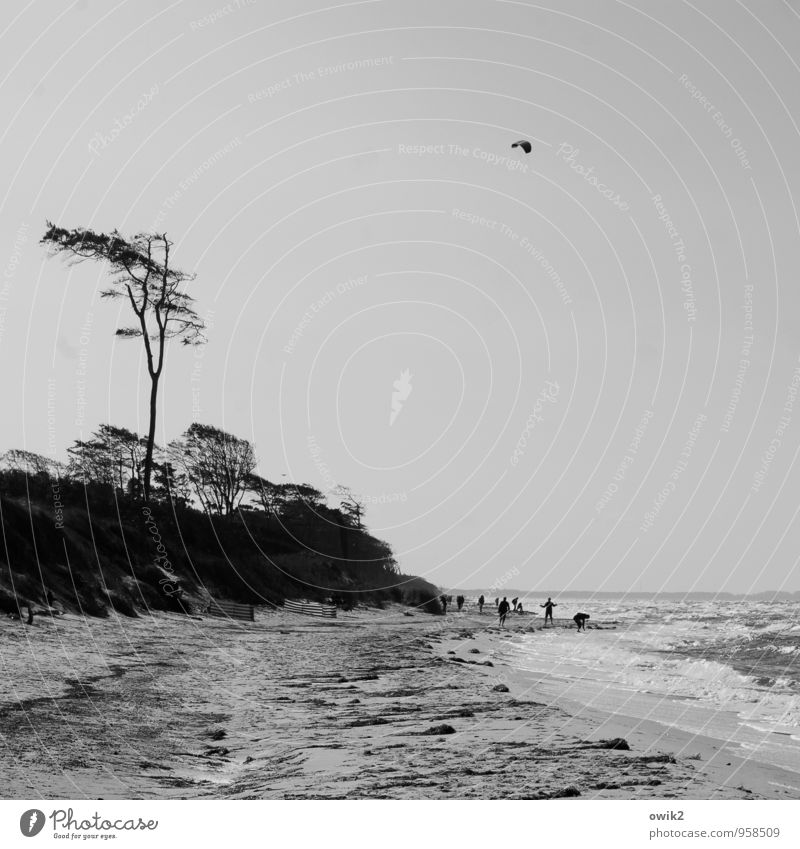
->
[205,599,255,622]
[284,599,337,618]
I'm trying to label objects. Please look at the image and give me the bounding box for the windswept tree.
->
[153,455,192,505]
[41,224,205,500]
[247,474,283,517]
[66,424,145,493]
[246,476,330,523]
[99,424,146,495]
[170,423,256,516]
[67,438,115,486]
[0,449,64,478]
[282,483,325,510]
[332,485,365,529]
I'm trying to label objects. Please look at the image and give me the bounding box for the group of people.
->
[445,592,591,631]
[495,596,590,630]
[474,594,591,630]
[476,595,526,615]
[439,594,467,614]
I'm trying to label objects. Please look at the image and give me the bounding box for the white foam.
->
[510,598,800,743]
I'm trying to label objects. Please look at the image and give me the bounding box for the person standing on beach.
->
[573,612,590,632]
[541,597,557,625]
[512,597,519,611]
[441,594,448,614]
[495,597,499,608]
[457,595,464,611]
[478,595,485,614]
[498,597,510,627]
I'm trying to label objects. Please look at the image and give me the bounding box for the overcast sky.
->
[2,0,800,593]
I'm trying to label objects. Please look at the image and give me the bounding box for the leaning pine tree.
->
[41,224,205,500]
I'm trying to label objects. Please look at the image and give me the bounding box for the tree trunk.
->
[143,374,160,501]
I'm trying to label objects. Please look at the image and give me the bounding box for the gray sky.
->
[2,0,800,593]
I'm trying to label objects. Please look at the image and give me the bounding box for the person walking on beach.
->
[541,597,557,625]
[573,612,590,632]
[478,594,485,614]
[441,594,448,614]
[498,597,510,627]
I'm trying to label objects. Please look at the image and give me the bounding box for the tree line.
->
[0,424,365,528]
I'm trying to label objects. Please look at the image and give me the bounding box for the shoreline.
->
[439,612,800,799]
[1,606,796,799]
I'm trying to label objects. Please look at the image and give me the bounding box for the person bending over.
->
[573,612,590,632]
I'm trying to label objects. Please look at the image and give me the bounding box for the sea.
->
[504,597,800,782]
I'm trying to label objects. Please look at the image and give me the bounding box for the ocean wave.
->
[513,598,800,733]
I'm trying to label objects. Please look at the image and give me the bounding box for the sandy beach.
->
[1,606,796,800]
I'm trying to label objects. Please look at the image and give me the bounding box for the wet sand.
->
[0,606,792,799]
